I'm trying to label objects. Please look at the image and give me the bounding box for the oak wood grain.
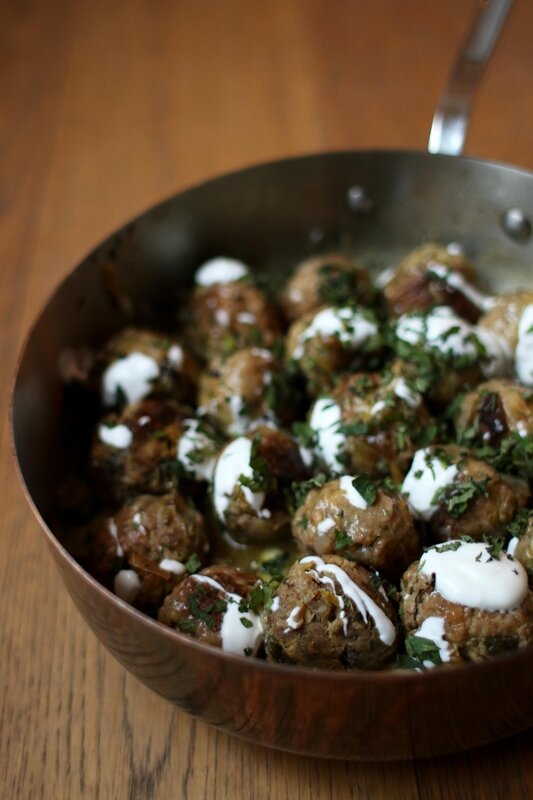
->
[1,0,532,797]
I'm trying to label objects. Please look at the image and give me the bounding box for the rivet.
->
[501,208,531,242]
[347,185,374,214]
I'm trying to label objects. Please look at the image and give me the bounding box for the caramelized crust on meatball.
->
[158,565,263,654]
[384,243,479,319]
[280,253,374,321]
[183,281,282,362]
[98,326,199,406]
[292,479,420,575]
[264,555,398,669]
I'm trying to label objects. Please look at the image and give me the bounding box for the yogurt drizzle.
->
[419,541,528,611]
[191,574,263,654]
[299,556,396,645]
[402,448,458,521]
[309,397,344,472]
[213,437,269,521]
[515,304,533,386]
[102,352,160,407]
[292,306,378,360]
[195,257,249,286]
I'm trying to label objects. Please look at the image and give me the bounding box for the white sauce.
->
[515,304,533,386]
[192,574,263,655]
[159,558,186,576]
[97,423,133,449]
[339,475,368,510]
[375,265,396,289]
[286,606,304,631]
[236,311,256,324]
[370,399,387,416]
[395,306,510,378]
[108,519,123,557]
[309,397,344,473]
[292,306,378,360]
[214,308,230,326]
[114,570,141,604]
[413,616,451,668]
[299,556,396,645]
[420,541,528,611]
[426,263,495,312]
[195,257,249,286]
[402,448,458,521]
[176,419,217,481]
[393,377,422,408]
[167,344,184,368]
[446,242,464,256]
[507,537,519,557]
[317,517,336,534]
[212,437,267,521]
[102,352,160,407]
[270,596,281,612]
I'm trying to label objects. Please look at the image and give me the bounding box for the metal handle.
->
[428,0,514,156]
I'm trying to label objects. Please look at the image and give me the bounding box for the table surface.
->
[2,0,533,797]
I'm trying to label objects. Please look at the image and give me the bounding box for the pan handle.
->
[428,0,514,156]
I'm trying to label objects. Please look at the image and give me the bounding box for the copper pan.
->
[11,0,533,759]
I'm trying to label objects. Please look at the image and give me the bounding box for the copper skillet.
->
[11,0,533,760]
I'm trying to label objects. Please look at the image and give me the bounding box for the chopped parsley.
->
[334,528,352,550]
[289,472,328,511]
[352,473,377,505]
[507,508,531,539]
[239,436,270,493]
[184,553,201,574]
[405,633,442,667]
[433,476,489,518]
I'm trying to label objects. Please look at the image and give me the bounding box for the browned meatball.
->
[455,380,533,444]
[285,305,382,395]
[212,427,310,544]
[66,514,123,582]
[199,348,277,435]
[393,306,511,408]
[330,372,433,481]
[383,243,480,320]
[280,253,374,321]
[90,398,190,501]
[478,291,533,351]
[98,327,199,407]
[183,281,282,363]
[402,445,529,543]
[292,477,420,575]
[401,540,533,664]
[158,565,264,655]
[479,292,533,386]
[111,491,209,610]
[263,555,398,669]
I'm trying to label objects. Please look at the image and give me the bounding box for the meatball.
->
[212,427,310,543]
[454,380,533,478]
[66,513,124,582]
[112,491,209,610]
[263,555,398,669]
[320,372,432,481]
[183,279,282,363]
[98,327,199,408]
[401,540,533,664]
[393,306,511,407]
[292,476,420,575]
[90,398,190,500]
[280,253,374,322]
[402,445,529,543]
[508,510,533,579]
[158,565,263,656]
[479,293,533,386]
[383,243,483,320]
[285,305,382,395]
[199,347,282,435]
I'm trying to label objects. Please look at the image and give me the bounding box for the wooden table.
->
[2,1,532,797]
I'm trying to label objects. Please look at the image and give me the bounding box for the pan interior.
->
[12,149,533,521]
